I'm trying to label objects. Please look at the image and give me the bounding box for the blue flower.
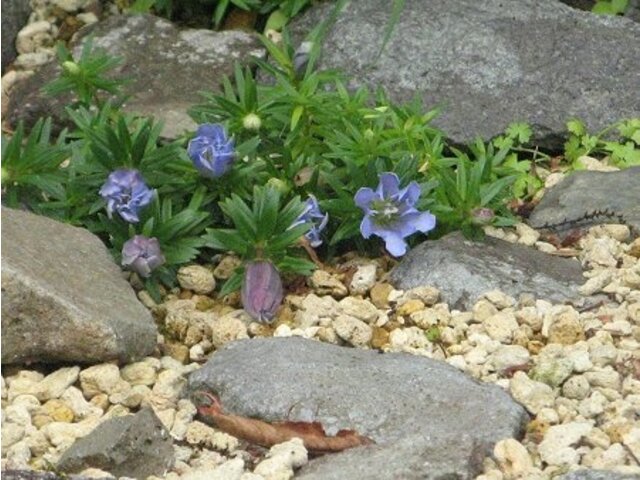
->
[289,195,329,248]
[187,124,235,178]
[99,169,154,223]
[241,260,283,323]
[121,235,165,278]
[354,172,436,257]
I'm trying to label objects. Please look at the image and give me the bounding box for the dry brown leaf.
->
[194,392,374,453]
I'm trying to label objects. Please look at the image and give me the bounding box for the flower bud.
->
[266,177,290,195]
[241,261,283,323]
[62,61,81,76]
[121,235,165,278]
[242,113,262,131]
[363,128,375,141]
[1,166,9,184]
[470,207,495,226]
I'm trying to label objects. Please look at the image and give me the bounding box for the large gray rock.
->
[1,0,31,72]
[1,207,157,365]
[56,407,174,478]
[188,337,528,480]
[8,14,264,138]
[528,167,640,234]
[288,0,640,149]
[389,232,584,310]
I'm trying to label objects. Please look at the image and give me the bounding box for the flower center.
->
[370,199,400,226]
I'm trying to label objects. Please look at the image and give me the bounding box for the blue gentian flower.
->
[99,169,154,223]
[289,195,329,248]
[241,260,283,323]
[121,235,165,278]
[187,124,235,178]
[354,172,436,257]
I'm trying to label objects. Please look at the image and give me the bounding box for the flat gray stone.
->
[558,470,640,480]
[188,337,528,480]
[288,0,640,149]
[528,167,640,234]
[1,207,157,365]
[389,232,584,310]
[8,13,264,139]
[56,407,174,478]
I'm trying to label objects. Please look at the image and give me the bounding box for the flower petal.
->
[354,187,377,211]
[398,181,421,206]
[376,172,400,198]
[380,230,408,257]
[196,123,225,139]
[412,211,437,233]
[360,215,375,239]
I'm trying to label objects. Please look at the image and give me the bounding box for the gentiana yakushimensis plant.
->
[4,24,638,318]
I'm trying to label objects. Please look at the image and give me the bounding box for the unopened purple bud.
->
[470,207,495,226]
[121,235,165,278]
[241,261,283,323]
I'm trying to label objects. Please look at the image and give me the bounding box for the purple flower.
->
[187,124,235,178]
[99,169,154,223]
[241,260,283,323]
[121,235,166,278]
[289,195,329,248]
[354,172,436,257]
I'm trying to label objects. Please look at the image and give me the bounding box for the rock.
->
[254,438,308,479]
[333,314,373,347]
[390,232,584,310]
[177,265,216,294]
[562,375,591,400]
[483,311,519,343]
[308,269,348,298]
[188,337,528,480]
[56,407,174,478]
[15,20,54,55]
[530,347,574,387]
[184,420,239,452]
[120,361,158,386]
[210,312,249,348]
[369,283,394,309]
[529,168,640,234]
[8,14,265,139]
[288,0,640,149]
[489,345,530,372]
[1,207,157,364]
[546,308,585,345]
[509,371,555,414]
[79,364,123,398]
[539,421,593,466]
[349,264,377,295]
[1,0,31,71]
[338,297,380,323]
[493,438,534,479]
[27,367,80,401]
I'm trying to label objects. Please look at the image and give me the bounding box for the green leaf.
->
[567,119,586,136]
[291,105,304,131]
[220,270,243,296]
[204,228,249,256]
[277,256,316,275]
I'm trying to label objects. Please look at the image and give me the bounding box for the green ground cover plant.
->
[2,17,638,317]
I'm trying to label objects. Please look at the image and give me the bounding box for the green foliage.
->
[564,118,640,168]
[1,118,70,211]
[429,139,517,239]
[5,14,639,299]
[592,0,628,15]
[203,185,315,292]
[42,38,125,108]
